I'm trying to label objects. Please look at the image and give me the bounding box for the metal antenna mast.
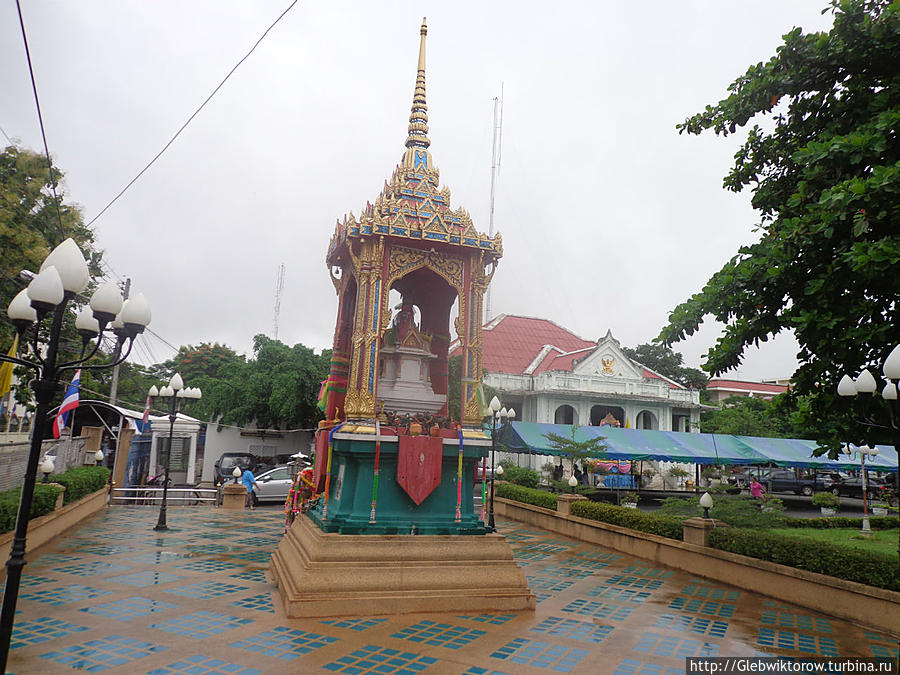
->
[484,84,503,324]
[273,263,285,340]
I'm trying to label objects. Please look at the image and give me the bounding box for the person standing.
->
[241,466,259,510]
[749,477,765,499]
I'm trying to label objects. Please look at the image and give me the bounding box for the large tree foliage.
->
[202,335,330,429]
[700,395,800,438]
[622,343,708,389]
[659,1,899,452]
[155,342,243,383]
[1,145,107,412]
[1,145,99,345]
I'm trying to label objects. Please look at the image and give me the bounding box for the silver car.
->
[251,466,294,505]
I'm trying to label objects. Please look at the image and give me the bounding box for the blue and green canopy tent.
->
[495,421,898,472]
[732,435,898,472]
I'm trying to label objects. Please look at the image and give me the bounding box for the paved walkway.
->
[4,505,896,674]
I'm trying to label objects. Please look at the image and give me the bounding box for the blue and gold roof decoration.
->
[327,18,502,268]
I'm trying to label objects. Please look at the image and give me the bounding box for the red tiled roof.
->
[540,348,593,374]
[707,379,788,394]
[642,368,683,389]
[456,314,595,375]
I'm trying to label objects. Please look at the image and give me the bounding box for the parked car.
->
[829,476,889,500]
[817,471,850,489]
[252,465,294,505]
[213,452,253,484]
[765,469,826,496]
[727,468,770,488]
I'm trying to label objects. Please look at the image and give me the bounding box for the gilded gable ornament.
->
[601,357,615,375]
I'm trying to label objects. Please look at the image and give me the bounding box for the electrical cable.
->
[0,125,12,145]
[144,327,180,353]
[85,0,301,228]
[15,0,67,243]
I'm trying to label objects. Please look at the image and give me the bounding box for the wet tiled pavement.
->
[4,506,897,674]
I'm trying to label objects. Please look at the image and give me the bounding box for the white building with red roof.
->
[705,379,789,403]
[453,314,702,432]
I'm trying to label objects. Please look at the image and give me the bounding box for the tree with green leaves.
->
[1,145,108,416]
[700,395,800,438]
[543,425,607,484]
[202,335,330,429]
[154,343,244,384]
[622,343,708,389]
[658,0,899,453]
[1,145,99,346]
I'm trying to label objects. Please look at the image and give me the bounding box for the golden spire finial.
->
[405,17,430,150]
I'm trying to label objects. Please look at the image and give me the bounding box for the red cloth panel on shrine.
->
[396,435,443,505]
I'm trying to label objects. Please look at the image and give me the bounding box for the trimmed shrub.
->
[571,500,685,540]
[781,516,899,530]
[657,494,785,529]
[498,463,541,488]
[52,466,110,505]
[811,491,840,508]
[0,484,63,534]
[709,528,899,592]
[496,483,557,510]
[547,479,597,495]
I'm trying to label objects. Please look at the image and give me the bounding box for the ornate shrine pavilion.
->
[272,20,534,617]
[319,20,502,428]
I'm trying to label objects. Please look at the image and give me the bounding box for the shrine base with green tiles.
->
[306,430,490,535]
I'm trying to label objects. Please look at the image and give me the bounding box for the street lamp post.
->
[845,445,879,535]
[0,238,150,671]
[148,376,201,531]
[487,396,516,532]
[837,343,900,534]
[700,491,714,519]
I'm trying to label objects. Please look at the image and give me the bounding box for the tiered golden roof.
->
[326,18,502,268]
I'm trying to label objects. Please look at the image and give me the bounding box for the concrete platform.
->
[3,505,896,674]
[272,513,534,617]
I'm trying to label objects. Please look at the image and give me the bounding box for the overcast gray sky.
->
[1,1,835,380]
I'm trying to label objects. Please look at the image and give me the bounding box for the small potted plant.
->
[701,465,721,486]
[871,501,890,517]
[622,492,639,509]
[668,466,691,489]
[812,491,840,516]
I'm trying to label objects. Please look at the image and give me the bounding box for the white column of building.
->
[578,400,591,427]
[186,431,197,484]
[659,405,671,431]
[149,434,158,478]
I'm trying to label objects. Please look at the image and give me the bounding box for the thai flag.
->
[52,369,81,439]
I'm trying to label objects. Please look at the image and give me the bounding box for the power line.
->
[0,125,12,145]
[144,327,179,353]
[100,260,125,284]
[85,0,301,228]
[15,0,67,243]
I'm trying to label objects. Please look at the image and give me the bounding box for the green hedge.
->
[709,528,899,591]
[498,464,541,488]
[51,466,110,505]
[657,495,786,529]
[496,483,557,510]
[571,500,685,540]
[781,516,899,530]
[0,484,62,534]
